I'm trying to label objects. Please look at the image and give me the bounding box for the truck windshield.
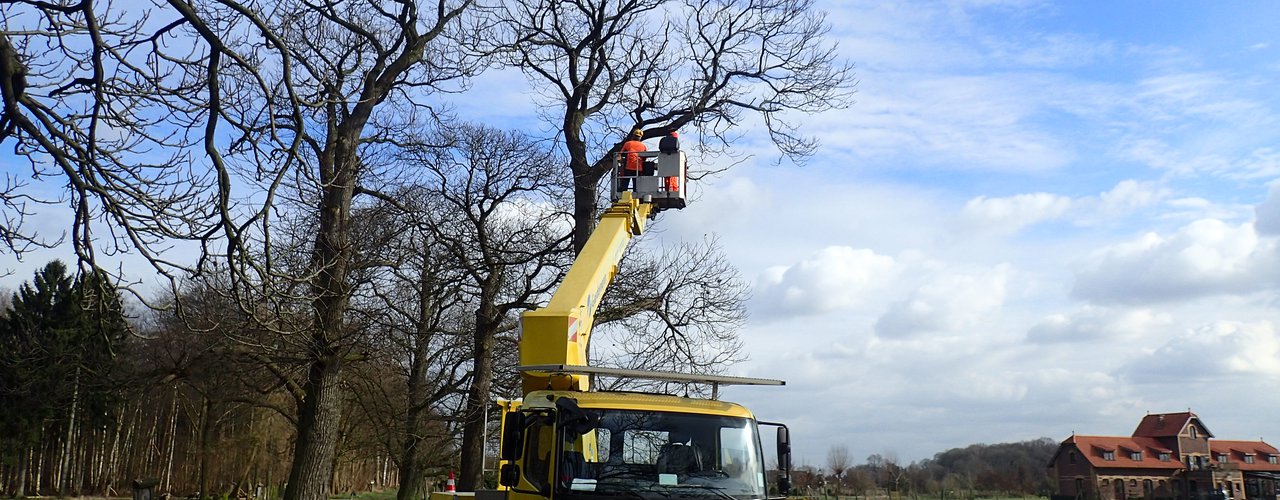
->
[556,410,767,500]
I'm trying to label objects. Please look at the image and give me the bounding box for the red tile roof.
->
[1063,435,1184,470]
[1133,411,1214,438]
[1210,440,1280,472]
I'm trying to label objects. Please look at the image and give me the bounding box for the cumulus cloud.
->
[1026,306,1174,344]
[1122,320,1280,382]
[754,246,898,316]
[1256,183,1280,236]
[959,192,1073,235]
[1095,180,1168,217]
[1072,219,1280,303]
[954,180,1168,236]
[874,264,1009,339]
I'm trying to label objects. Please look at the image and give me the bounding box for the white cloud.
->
[1095,180,1168,216]
[1122,320,1280,382]
[754,246,898,316]
[1072,219,1280,303]
[1257,183,1280,236]
[815,73,1074,172]
[1026,306,1174,344]
[874,264,1010,338]
[954,180,1168,236]
[1236,148,1280,180]
[959,192,1073,234]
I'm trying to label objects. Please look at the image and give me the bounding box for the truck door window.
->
[524,417,552,492]
[720,424,766,489]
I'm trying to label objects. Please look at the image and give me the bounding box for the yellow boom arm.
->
[520,191,653,394]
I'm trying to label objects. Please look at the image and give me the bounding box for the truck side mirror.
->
[500,411,525,461]
[499,463,520,488]
[776,426,792,495]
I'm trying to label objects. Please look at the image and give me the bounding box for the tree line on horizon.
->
[792,439,1060,499]
[0,0,854,499]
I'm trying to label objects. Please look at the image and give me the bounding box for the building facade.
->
[1048,412,1280,500]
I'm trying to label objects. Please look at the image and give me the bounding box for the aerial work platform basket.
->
[611,147,687,211]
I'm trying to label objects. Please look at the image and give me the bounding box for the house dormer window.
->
[1104,451,1116,461]
[1217,453,1229,463]
[1159,453,1171,462]
[1131,451,1143,461]
[1269,455,1278,465]
[1244,455,1255,464]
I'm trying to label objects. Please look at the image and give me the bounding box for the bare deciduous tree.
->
[394,123,572,489]
[5,0,478,497]
[828,444,850,495]
[0,1,212,279]
[593,237,748,395]
[486,0,854,252]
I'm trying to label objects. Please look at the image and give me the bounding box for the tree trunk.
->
[397,262,443,500]
[59,366,80,496]
[278,129,357,500]
[396,336,432,500]
[16,448,28,497]
[199,397,214,500]
[458,279,500,491]
[456,334,494,492]
[571,180,599,255]
[164,384,179,494]
[283,356,344,500]
[564,117,601,255]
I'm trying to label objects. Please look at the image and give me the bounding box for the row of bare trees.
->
[0,0,853,499]
[797,440,1059,498]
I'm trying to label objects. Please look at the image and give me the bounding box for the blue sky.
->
[635,0,1280,466]
[5,0,1280,468]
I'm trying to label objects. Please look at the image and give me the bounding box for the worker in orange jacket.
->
[660,131,681,192]
[618,129,647,191]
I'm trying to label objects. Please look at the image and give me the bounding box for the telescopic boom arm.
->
[519,191,654,394]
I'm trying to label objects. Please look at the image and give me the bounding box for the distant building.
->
[1048,412,1280,500]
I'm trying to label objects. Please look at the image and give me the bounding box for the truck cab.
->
[498,390,791,500]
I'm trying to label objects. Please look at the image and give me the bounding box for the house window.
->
[1159,453,1170,462]
[1244,455,1255,464]
[1131,451,1143,461]
[1269,455,1278,465]
[1104,451,1116,461]
[1144,480,1154,494]
[1069,451,1077,465]
[1217,453,1229,463]
[1190,427,1198,439]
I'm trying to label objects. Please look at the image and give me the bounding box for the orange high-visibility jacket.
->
[621,140,646,173]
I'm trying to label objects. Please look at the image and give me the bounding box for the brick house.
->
[1048,412,1280,500]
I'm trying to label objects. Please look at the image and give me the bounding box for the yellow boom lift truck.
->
[435,140,794,500]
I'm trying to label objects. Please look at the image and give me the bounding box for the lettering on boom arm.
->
[575,233,629,343]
